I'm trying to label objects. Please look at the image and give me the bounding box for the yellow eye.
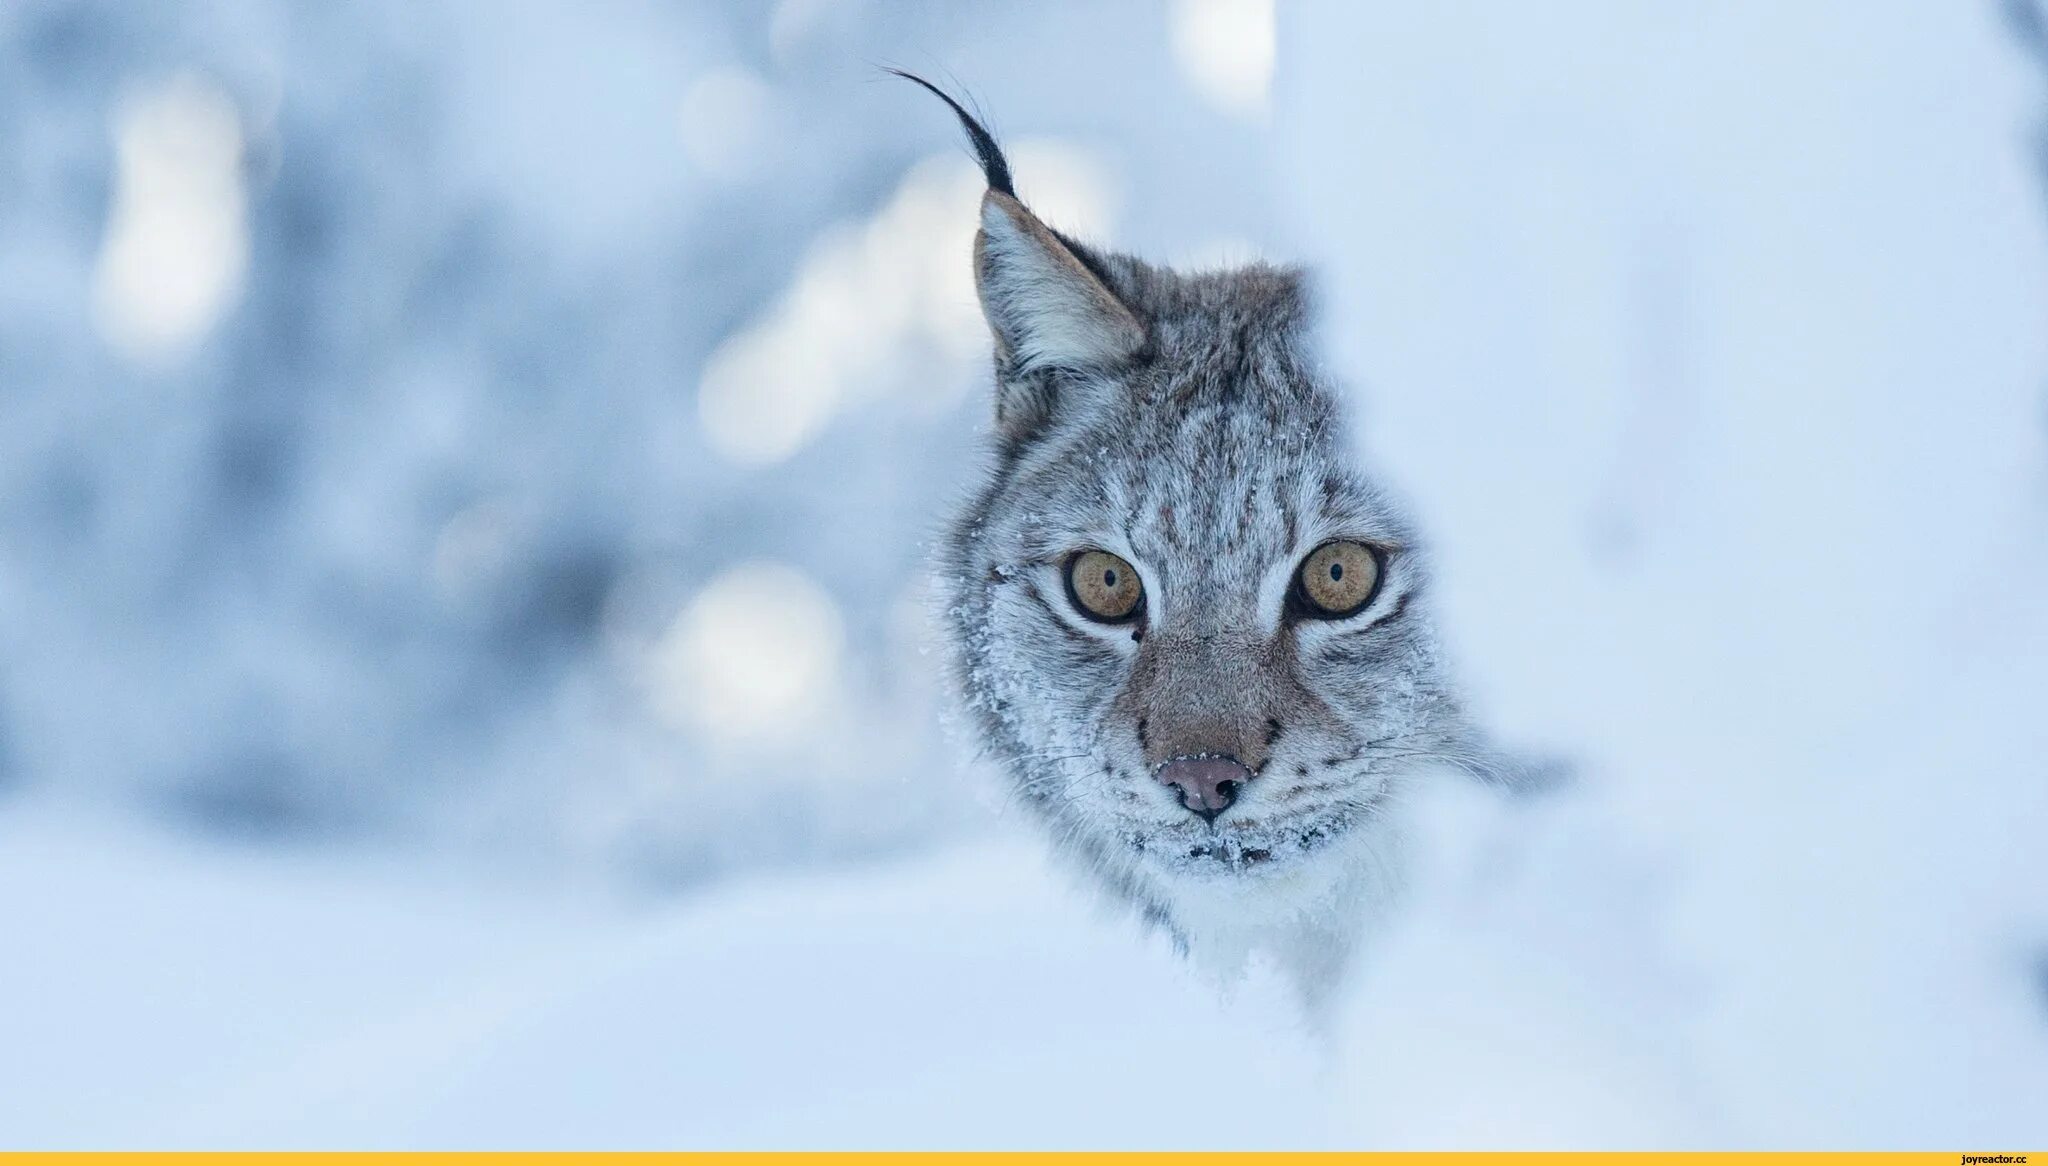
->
[1294,540,1382,618]
[1065,550,1144,622]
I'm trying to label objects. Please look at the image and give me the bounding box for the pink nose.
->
[1155,755,1253,822]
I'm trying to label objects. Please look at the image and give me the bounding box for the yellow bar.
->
[0,1147,2023,1155]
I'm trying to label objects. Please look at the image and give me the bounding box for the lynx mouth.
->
[1185,843,1273,867]
[1127,816,1353,875]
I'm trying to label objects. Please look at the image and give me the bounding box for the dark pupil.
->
[1328,562,1344,582]
[1102,569,1118,588]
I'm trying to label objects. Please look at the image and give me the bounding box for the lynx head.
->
[906,75,1473,938]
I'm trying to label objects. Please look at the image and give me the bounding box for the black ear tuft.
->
[886,68,1015,197]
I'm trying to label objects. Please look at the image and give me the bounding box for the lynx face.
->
[944,259,1467,884]
[907,74,1470,938]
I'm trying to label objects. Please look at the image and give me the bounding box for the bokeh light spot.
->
[698,143,1117,467]
[91,72,249,368]
[1170,0,1275,119]
[648,562,844,743]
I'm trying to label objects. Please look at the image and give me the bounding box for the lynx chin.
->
[904,74,1502,1001]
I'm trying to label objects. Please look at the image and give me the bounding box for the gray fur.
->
[925,96,1486,999]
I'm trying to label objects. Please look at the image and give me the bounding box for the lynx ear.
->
[974,192,1146,381]
[889,68,1146,432]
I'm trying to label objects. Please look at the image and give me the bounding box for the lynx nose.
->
[1155,754,1252,823]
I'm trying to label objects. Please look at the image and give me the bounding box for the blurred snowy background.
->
[2,0,2045,1149]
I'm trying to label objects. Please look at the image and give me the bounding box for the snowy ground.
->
[0,804,1337,1149]
[6,744,2043,1148]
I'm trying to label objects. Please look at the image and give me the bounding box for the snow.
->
[2,0,2046,1149]
[0,806,1329,1149]
[9,758,2039,1146]
[1276,0,2048,1148]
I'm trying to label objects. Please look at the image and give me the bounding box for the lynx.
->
[904,74,1502,1001]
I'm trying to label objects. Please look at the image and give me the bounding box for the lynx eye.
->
[1064,549,1144,623]
[1293,540,1383,619]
